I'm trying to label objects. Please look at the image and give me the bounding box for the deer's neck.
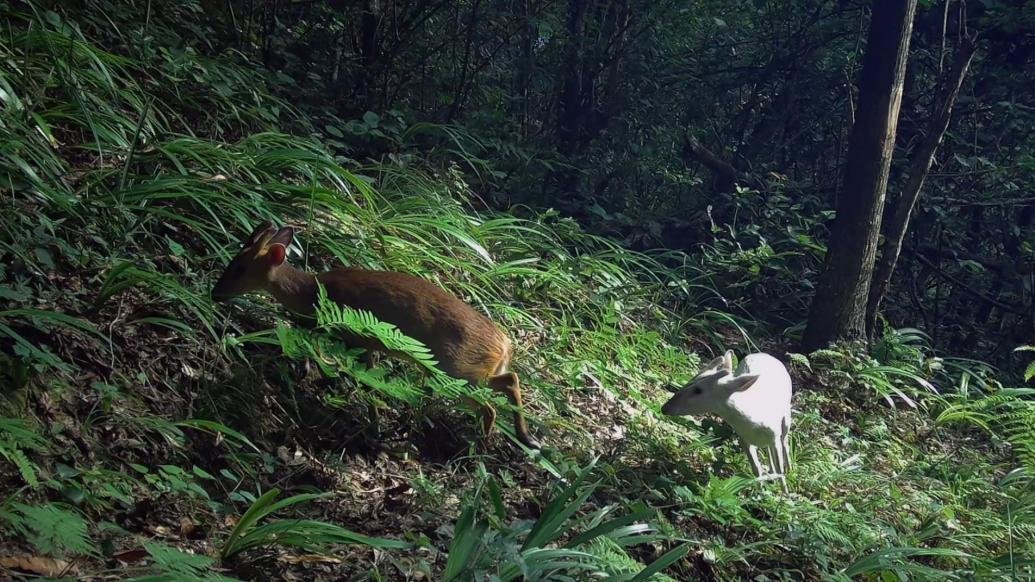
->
[268,264,318,315]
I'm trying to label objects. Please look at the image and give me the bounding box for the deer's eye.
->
[692,387,702,395]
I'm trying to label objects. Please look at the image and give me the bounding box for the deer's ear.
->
[723,373,759,393]
[246,220,276,247]
[268,226,295,248]
[722,350,735,372]
[700,354,726,374]
[266,243,287,266]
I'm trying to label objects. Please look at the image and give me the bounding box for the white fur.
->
[662,351,792,491]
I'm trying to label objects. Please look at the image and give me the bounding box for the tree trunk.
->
[554,0,589,202]
[865,36,978,338]
[801,0,917,351]
[357,0,381,105]
[519,0,535,138]
[558,0,588,161]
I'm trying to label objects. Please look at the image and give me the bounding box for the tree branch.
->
[682,134,759,192]
[911,250,1027,315]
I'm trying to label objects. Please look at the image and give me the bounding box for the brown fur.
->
[211,221,540,449]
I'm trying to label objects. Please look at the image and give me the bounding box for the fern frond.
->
[8,503,97,558]
[314,284,440,373]
[0,446,39,487]
[140,541,239,581]
[338,360,425,404]
[274,284,480,408]
[938,388,1035,474]
[0,418,48,487]
[787,352,812,372]
[0,417,50,451]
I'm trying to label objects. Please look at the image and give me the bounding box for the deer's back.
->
[726,353,793,434]
[317,268,510,382]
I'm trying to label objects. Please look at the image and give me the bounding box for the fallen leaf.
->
[0,556,77,577]
[113,548,150,564]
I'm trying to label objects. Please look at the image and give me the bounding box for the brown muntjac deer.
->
[211,221,540,449]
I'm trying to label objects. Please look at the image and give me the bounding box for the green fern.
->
[313,283,440,374]
[1,447,38,487]
[937,388,1035,474]
[4,502,96,558]
[129,542,240,582]
[786,352,812,372]
[999,392,1035,473]
[0,417,49,487]
[276,324,427,404]
[583,536,681,582]
[276,283,480,406]
[810,348,847,363]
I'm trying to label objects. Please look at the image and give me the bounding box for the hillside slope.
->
[1,3,1033,580]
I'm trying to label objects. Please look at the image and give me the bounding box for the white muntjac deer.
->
[211,221,540,449]
[661,350,792,492]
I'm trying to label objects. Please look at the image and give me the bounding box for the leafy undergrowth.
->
[1,2,1034,580]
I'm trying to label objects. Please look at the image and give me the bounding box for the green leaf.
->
[786,352,811,372]
[192,466,216,480]
[221,488,282,559]
[444,502,486,581]
[564,508,654,549]
[486,476,506,522]
[138,541,239,581]
[176,419,261,452]
[628,543,691,582]
[523,459,599,551]
[221,489,407,560]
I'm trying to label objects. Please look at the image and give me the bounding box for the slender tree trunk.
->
[557,0,588,197]
[447,0,483,121]
[865,36,978,338]
[801,0,917,351]
[357,0,381,105]
[262,0,280,68]
[519,0,535,138]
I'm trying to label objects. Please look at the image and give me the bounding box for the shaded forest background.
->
[190,0,1035,370]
